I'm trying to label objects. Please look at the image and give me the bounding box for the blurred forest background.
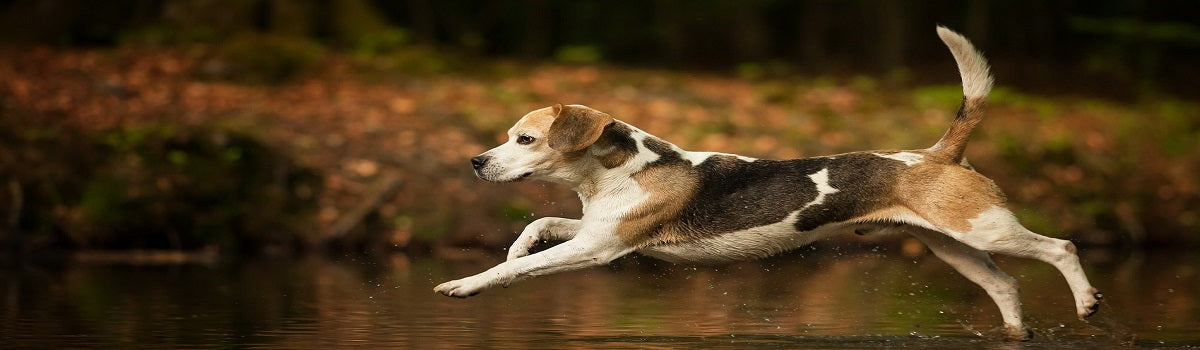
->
[1,0,1198,257]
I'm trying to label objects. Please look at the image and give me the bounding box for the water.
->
[2,247,1197,349]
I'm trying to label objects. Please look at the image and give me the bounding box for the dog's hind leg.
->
[908,228,1030,340]
[951,206,1102,321]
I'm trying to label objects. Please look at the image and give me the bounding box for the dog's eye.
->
[516,134,536,145]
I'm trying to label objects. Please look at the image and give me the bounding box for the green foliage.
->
[736,62,767,80]
[554,45,604,64]
[73,125,320,251]
[202,34,326,85]
[499,201,534,223]
[910,85,962,111]
[0,111,320,253]
[736,60,796,82]
[329,0,392,47]
[356,46,454,75]
[352,28,412,57]
[118,24,221,46]
[1070,17,1200,44]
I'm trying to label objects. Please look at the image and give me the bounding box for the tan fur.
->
[848,205,910,224]
[513,107,555,132]
[928,97,987,163]
[895,161,1006,233]
[615,163,699,244]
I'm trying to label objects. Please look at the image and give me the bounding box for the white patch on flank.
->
[962,205,1026,245]
[874,152,924,166]
[803,168,839,208]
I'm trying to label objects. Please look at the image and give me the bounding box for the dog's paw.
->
[1078,290,1103,319]
[506,236,537,261]
[1003,324,1033,341]
[434,278,485,298]
[506,251,529,261]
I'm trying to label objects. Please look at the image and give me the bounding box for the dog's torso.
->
[577,120,994,263]
[636,152,902,263]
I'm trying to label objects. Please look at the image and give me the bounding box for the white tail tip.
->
[936,26,993,98]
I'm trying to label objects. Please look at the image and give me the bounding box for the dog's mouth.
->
[505,172,533,182]
[477,171,533,183]
[497,172,533,183]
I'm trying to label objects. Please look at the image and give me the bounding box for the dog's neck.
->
[560,121,690,210]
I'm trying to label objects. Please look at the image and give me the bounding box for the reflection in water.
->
[1,247,1197,348]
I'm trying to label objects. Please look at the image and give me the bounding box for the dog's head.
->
[471,104,615,183]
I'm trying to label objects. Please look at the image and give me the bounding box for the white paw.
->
[1003,324,1033,341]
[506,238,536,261]
[1078,289,1102,319]
[434,277,486,298]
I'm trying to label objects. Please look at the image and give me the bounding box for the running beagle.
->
[435,26,1100,340]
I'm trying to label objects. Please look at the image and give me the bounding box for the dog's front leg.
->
[507,217,581,261]
[434,233,632,298]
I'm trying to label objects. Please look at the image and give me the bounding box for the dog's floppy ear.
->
[548,104,614,152]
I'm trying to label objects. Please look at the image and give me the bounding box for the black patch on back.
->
[790,154,900,231]
[642,137,685,166]
[592,123,639,168]
[667,153,902,237]
[599,123,638,154]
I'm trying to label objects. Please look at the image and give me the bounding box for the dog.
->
[435,26,1101,340]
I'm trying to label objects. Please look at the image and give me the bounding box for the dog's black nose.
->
[470,155,489,170]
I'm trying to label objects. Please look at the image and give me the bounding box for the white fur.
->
[955,205,1102,320]
[639,211,836,263]
[682,151,757,166]
[873,151,924,166]
[936,26,993,98]
[806,168,838,207]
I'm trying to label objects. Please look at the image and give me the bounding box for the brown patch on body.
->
[614,162,699,245]
[895,162,1006,233]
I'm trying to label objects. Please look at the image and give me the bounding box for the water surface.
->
[2,246,1197,349]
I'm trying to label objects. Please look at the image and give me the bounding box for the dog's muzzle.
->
[470,155,490,171]
[470,154,531,182]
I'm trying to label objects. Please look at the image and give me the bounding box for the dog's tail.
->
[926,26,993,164]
